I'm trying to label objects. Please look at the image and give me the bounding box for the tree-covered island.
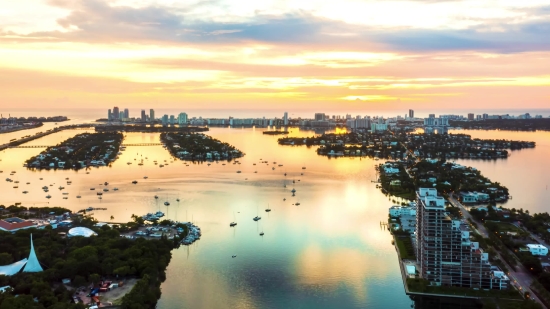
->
[24,132,123,170]
[277,132,535,160]
[161,132,244,161]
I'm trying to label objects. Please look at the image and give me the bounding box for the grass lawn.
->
[487,221,524,234]
[395,236,415,260]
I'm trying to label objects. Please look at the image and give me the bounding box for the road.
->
[449,194,547,308]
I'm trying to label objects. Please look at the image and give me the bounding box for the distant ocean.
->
[2,107,550,120]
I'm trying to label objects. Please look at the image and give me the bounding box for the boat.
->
[113,188,119,191]
[291,188,296,194]
[26,182,30,184]
[230,222,237,227]
[144,176,148,179]
[236,171,241,173]
[58,186,64,190]
[14,181,19,183]
[284,173,287,176]
[154,195,159,199]
[63,197,68,199]
[295,202,301,206]
[260,232,264,236]
[86,207,93,211]
[97,192,103,195]
[13,186,18,188]
[265,204,271,212]
[302,167,306,169]
[127,162,132,165]
[98,196,102,200]
[104,182,109,185]
[132,180,138,184]
[159,164,164,168]
[62,192,69,195]
[164,202,170,206]
[253,216,261,221]
[22,191,28,194]
[103,188,109,192]
[90,188,95,190]
[176,198,180,202]
[46,195,51,199]
[39,178,43,180]
[77,195,81,198]
[283,198,286,201]
[272,167,275,170]
[232,255,237,258]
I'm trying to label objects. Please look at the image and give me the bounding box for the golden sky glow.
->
[1,0,550,113]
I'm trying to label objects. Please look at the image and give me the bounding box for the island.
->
[161,132,244,161]
[24,132,123,169]
[450,118,550,132]
[0,205,193,308]
[263,130,289,135]
[278,132,406,159]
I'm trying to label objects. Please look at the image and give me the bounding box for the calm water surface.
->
[2,122,548,308]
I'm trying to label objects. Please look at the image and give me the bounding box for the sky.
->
[1,0,550,114]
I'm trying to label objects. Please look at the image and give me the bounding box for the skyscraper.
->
[169,115,175,126]
[150,109,155,122]
[124,108,129,119]
[283,112,288,126]
[416,188,509,289]
[108,109,112,120]
[468,113,474,121]
[162,114,168,126]
[178,112,188,125]
[113,106,119,119]
[141,110,146,122]
[314,113,325,121]
[119,111,124,120]
[409,109,414,118]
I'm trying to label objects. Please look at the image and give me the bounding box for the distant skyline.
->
[1,1,550,110]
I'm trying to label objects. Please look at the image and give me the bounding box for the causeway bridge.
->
[9,143,163,149]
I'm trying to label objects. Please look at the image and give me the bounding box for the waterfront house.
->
[526,244,548,256]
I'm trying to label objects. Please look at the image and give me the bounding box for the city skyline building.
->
[124,108,129,119]
[409,109,414,118]
[141,110,146,122]
[178,112,188,125]
[113,106,119,119]
[150,109,155,122]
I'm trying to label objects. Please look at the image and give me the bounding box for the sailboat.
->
[265,204,271,212]
[253,205,261,221]
[230,212,237,227]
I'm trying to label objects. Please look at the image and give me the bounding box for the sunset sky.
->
[1,0,550,114]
